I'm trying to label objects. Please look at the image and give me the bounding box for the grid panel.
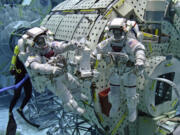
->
[53,0,81,11]
[92,0,114,9]
[72,14,99,40]
[174,14,180,33]
[72,0,96,9]
[137,56,166,115]
[127,0,147,21]
[43,14,64,34]
[161,20,180,58]
[52,0,69,11]
[88,19,108,50]
[55,14,84,41]
[40,15,50,26]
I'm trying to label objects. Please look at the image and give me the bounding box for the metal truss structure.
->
[24,90,102,135]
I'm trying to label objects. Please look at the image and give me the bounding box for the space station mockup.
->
[4,0,180,135]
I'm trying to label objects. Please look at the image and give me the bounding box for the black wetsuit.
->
[9,57,32,113]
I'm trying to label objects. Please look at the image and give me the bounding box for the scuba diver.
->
[8,41,39,128]
[9,45,32,116]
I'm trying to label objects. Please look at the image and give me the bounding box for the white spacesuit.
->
[93,18,146,122]
[17,27,85,114]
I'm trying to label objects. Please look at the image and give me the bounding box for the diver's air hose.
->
[0,74,29,92]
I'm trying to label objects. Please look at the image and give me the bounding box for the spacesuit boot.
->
[64,97,85,115]
[60,86,85,115]
[125,87,138,122]
[109,72,121,117]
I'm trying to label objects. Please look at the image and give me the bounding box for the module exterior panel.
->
[43,14,64,34]
[55,14,84,41]
[72,14,99,40]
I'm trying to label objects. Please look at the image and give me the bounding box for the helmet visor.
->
[111,27,125,40]
[34,35,47,49]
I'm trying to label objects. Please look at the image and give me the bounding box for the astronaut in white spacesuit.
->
[93,18,146,122]
[17,27,85,114]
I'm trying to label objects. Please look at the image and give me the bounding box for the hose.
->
[0,74,29,92]
[143,71,180,101]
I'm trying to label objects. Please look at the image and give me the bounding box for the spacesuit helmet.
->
[26,27,48,49]
[108,18,126,41]
[34,34,47,49]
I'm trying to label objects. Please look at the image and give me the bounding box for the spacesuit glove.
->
[68,40,81,50]
[135,60,145,76]
[52,66,62,75]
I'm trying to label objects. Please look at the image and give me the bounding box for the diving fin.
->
[17,109,40,128]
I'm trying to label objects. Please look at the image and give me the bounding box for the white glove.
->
[71,40,86,49]
[68,40,80,49]
[52,66,62,75]
[135,59,145,76]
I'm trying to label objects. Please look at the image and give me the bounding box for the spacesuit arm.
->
[25,56,62,75]
[49,40,79,54]
[126,38,146,76]
[92,38,112,57]
[135,49,146,67]
[18,38,25,53]
[18,34,35,63]
[127,39,146,65]
[134,42,146,66]
[127,38,146,66]
[17,35,28,61]
[18,34,34,52]
[30,62,62,75]
[126,20,143,42]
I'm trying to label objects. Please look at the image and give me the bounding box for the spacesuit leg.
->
[63,73,88,101]
[55,76,85,115]
[123,71,138,122]
[108,72,122,117]
[109,85,121,117]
